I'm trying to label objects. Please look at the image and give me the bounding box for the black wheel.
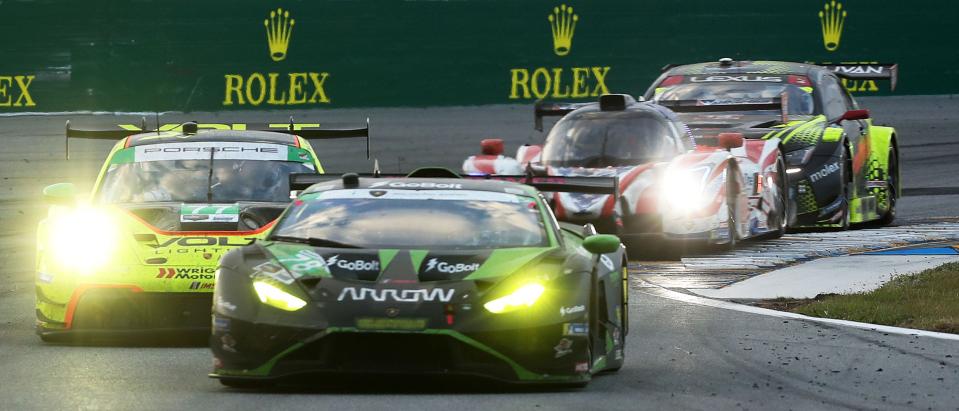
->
[765,154,788,239]
[837,147,852,230]
[721,168,739,250]
[219,378,272,389]
[878,149,898,225]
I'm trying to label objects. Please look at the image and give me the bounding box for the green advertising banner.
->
[0,0,954,113]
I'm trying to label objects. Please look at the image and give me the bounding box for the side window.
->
[819,74,847,120]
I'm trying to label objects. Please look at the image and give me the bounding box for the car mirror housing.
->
[42,183,77,205]
[717,132,745,150]
[583,234,621,255]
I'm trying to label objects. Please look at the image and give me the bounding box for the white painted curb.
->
[638,280,959,342]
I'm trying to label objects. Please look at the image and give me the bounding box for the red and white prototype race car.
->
[463,94,788,250]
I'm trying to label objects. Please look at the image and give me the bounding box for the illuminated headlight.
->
[47,207,120,274]
[253,281,307,311]
[484,283,545,314]
[662,167,711,212]
[784,147,815,166]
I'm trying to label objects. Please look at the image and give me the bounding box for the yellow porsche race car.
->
[35,120,368,342]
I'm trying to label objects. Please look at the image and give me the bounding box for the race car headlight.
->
[253,281,307,311]
[484,283,545,314]
[785,146,815,166]
[47,206,120,274]
[662,167,711,212]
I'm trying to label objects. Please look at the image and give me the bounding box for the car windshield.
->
[655,82,815,115]
[541,112,680,167]
[97,142,316,204]
[272,189,549,249]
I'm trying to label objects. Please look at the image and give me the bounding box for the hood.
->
[260,242,557,285]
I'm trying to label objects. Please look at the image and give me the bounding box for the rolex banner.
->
[0,0,953,113]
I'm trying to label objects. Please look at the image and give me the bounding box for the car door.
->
[819,73,867,200]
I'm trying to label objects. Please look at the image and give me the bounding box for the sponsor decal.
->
[554,338,573,358]
[189,281,215,290]
[809,162,840,183]
[574,361,590,373]
[253,261,296,284]
[223,8,330,106]
[508,4,610,100]
[356,317,428,330]
[213,316,231,332]
[689,75,783,83]
[136,142,286,162]
[216,296,237,312]
[560,304,585,316]
[0,75,36,107]
[220,334,238,353]
[326,254,380,272]
[818,0,847,52]
[563,323,589,336]
[38,272,54,284]
[599,254,615,271]
[613,349,623,361]
[276,249,329,276]
[155,267,216,280]
[369,181,463,189]
[336,287,456,303]
[424,258,480,274]
[180,204,240,223]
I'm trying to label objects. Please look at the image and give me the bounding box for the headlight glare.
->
[48,206,119,274]
[484,283,545,314]
[662,167,711,212]
[253,281,307,311]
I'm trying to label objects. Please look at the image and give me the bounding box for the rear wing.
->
[534,101,592,131]
[289,172,619,196]
[657,98,783,113]
[817,63,898,91]
[63,118,372,159]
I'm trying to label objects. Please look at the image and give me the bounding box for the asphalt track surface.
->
[1,95,958,409]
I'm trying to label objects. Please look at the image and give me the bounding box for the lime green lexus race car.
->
[35,120,368,341]
[645,60,901,228]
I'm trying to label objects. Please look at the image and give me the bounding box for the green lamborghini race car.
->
[645,60,901,228]
[210,171,628,386]
[35,120,368,341]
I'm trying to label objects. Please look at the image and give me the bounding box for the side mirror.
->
[717,132,744,150]
[42,183,77,205]
[481,139,505,156]
[840,109,870,122]
[583,234,621,255]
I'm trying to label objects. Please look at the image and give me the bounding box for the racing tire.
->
[878,149,899,226]
[721,167,738,251]
[767,155,788,239]
[219,378,273,389]
[837,146,852,230]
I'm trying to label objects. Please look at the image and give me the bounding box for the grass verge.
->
[780,262,959,334]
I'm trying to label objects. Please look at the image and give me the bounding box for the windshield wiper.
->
[270,235,361,249]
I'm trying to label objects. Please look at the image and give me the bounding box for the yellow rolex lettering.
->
[551,68,571,98]
[590,66,610,96]
[0,76,10,107]
[288,73,308,104]
[308,72,330,103]
[13,75,35,107]
[267,73,287,105]
[531,68,551,99]
[571,67,590,98]
[509,69,531,99]
[246,73,267,106]
[223,75,245,105]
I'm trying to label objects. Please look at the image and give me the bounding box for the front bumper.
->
[36,287,212,340]
[210,315,591,384]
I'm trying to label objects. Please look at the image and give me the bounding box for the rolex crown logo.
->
[548,4,578,57]
[818,0,847,52]
[264,8,295,62]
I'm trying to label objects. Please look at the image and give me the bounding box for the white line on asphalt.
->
[637,280,959,342]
